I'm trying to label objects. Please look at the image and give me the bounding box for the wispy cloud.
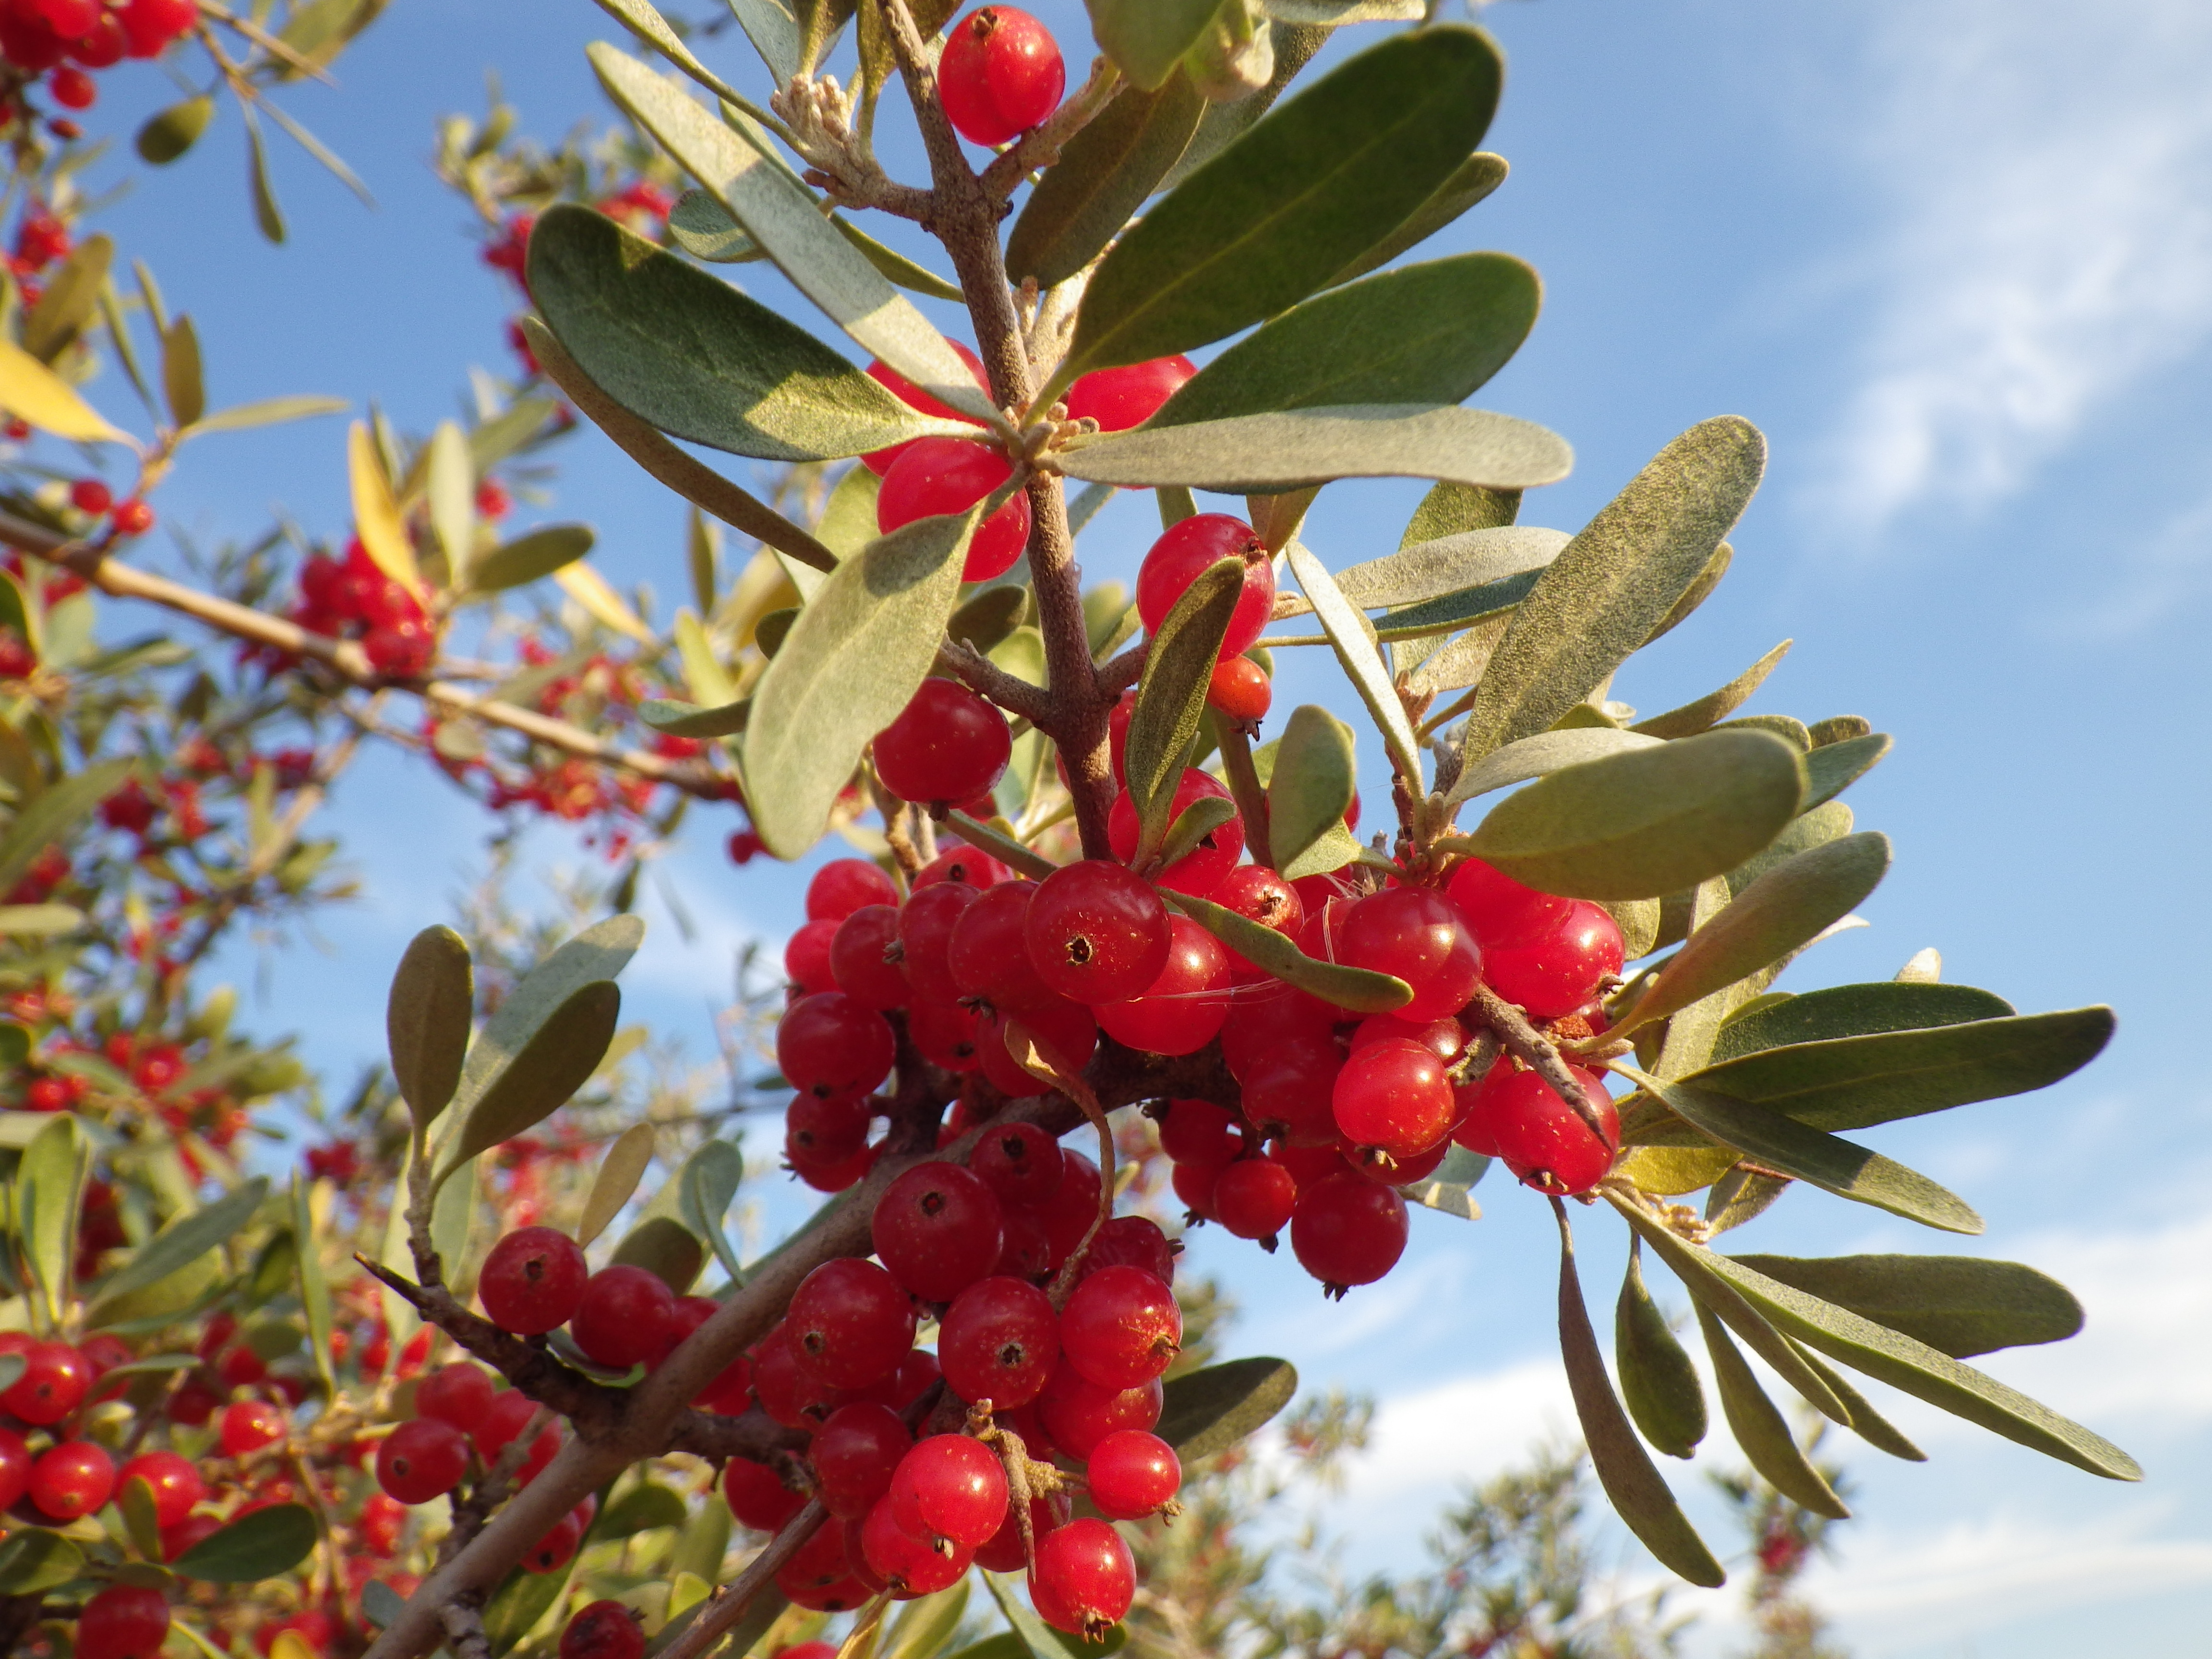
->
[1804,0,2212,532]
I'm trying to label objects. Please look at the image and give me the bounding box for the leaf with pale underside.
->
[1084,0,1221,88]
[1616,1245,1706,1459]
[1785,1338,1926,1461]
[1285,539,1422,787]
[577,1122,656,1246]
[1712,982,2014,1062]
[1278,526,1567,617]
[349,420,416,588]
[437,982,622,1183]
[385,925,473,1132]
[1441,728,1659,810]
[94,1178,270,1304]
[1630,642,1792,738]
[1166,890,1411,1012]
[1125,558,1244,867]
[1399,1143,1487,1219]
[1268,705,1357,877]
[1695,1305,1850,1518]
[465,525,597,595]
[1728,1253,2083,1359]
[1156,1357,1299,1461]
[638,697,749,738]
[1008,74,1206,287]
[1802,731,1892,811]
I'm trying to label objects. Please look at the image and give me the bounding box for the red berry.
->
[1475,1063,1620,1195]
[1331,1037,1457,1163]
[66,11,127,68]
[829,904,909,1010]
[73,1585,170,1659]
[1212,1157,1297,1242]
[1210,866,1305,970]
[479,1226,589,1334]
[890,1433,1008,1546]
[1154,1099,1242,1167]
[523,1509,585,1574]
[219,1400,287,1458]
[807,856,899,922]
[1061,1265,1180,1391]
[472,1388,561,1482]
[69,477,111,514]
[939,1274,1058,1408]
[1037,1365,1162,1459]
[48,65,95,108]
[812,1402,913,1519]
[1084,1429,1179,1519]
[862,1494,974,1594]
[777,991,897,1102]
[117,1450,203,1528]
[788,1258,917,1390]
[938,7,1066,146]
[1105,769,1244,898]
[1290,1172,1408,1295]
[1350,1012,1467,1064]
[969,1120,1063,1206]
[655,1293,719,1368]
[783,918,841,995]
[1480,901,1625,1019]
[416,1362,497,1432]
[1023,860,1171,1006]
[878,435,1032,582]
[377,1417,469,1504]
[1094,913,1232,1057]
[1334,887,1482,1022]
[874,677,1012,806]
[723,1454,805,1531]
[863,344,991,476]
[560,1601,644,1659]
[786,1093,873,1169]
[977,998,1097,1098]
[2,1339,88,1423]
[873,1162,1004,1303]
[1446,856,1571,949]
[30,1439,114,1518]
[1239,1034,1346,1146]
[1075,1214,1177,1287]
[948,879,1057,1013]
[914,841,1013,890]
[1206,653,1272,721]
[111,498,154,536]
[1135,514,1274,658]
[1031,1147,1104,1268]
[1064,357,1196,433]
[1031,1517,1135,1636]
[897,878,981,1004]
[217,1344,267,1389]
[571,1264,677,1370]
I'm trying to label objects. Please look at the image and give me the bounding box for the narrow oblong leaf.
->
[386,926,473,1132]
[187,395,349,436]
[16,1115,85,1322]
[947,813,1059,881]
[1724,799,1853,899]
[1125,558,1244,866]
[1729,1253,2085,1359]
[1285,540,1422,787]
[1155,1357,1298,1462]
[1694,1304,1850,1519]
[172,1504,318,1582]
[23,234,112,362]
[95,1178,271,1303]
[161,315,204,428]
[677,1139,746,1286]
[1157,795,1239,873]
[1328,151,1509,288]
[0,1529,82,1595]
[425,421,475,577]
[578,1122,657,1247]
[1152,255,1539,429]
[1802,732,1893,811]
[1442,728,1659,809]
[638,696,750,738]
[440,982,622,1179]
[1553,1210,1725,1587]
[466,525,597,594]
[1786,1339,1926,1462]
[1616,1246,1706,1459]
[290,1176,334,1388]
[1278,525,1567,616]
[1059,28,1502,382]
[1006,73,1206,288]
[444,916,644,1135]
[1467,730,1805,901]
[349,421,417,588]
[1267,705,1357,875]
[0,335,124,442]
[1630,642,1792,739]
[136,96,213,164]
[884,1582,972,1659]
[1614,833,1893,1036]
[1712,982,2015,1063]
[1086,0,1221,88]
[1166,890,1411,1012]
[0,757,132,897]
[1459,418,1766,765]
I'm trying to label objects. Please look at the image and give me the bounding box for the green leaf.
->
[23,233,112,362]
[172,1503,319,1582]
[1785,1339,1926,1461]
[386,925,474,1133]
[16,1114,85,1324]
[1155,1356,1298,1461]
[1284,540,1422,787]
[1614,833,1892,1036]
[948,812,1059,881]
[1465,730,1804,901]
[609,1213,705,1296]
[1328,152,1509,288]
[445,916,645,1138]
[1694,1305,1850,1518]
[119,1473,165,1562]
[0,757,131,900]
[1125,557,1244,866]
[1166,889,1410,1011]
[424,421,475,577]
[744,507,982,856]
[137,96,214,164]
[594,1481,689,1540]
[290,1176,335,1389]
[639,696,751,739]
[1157,795,1239,874]
[187,395,349,436]
[983,1571,1127,1659]
[1398,1142,1487,1219]
[0,1528,82,1594]
[1621,1067,1984,1235]
[666,185,963,301]
[1615,1246,1706,1458]
[1280,525,1566,617]
[1713,982,2015,1062]
[438,983,621,1182]
[578,1122,657,1247]
[529,205,952,463]
[245,116,287,244]
[1442,728,1659,809]
[1553,1212,1724,1586]
[1008,74,1207,288]
[590,49,998,425]
[1062,403,1571,493]
[884,1581,971,1659]
[1152,254,1538,428]
[1085,0,1221,87]
[1059,27,1500,386]
[1728,1253,2084,1359]
[1458,418,1767,765]
[677,1139,747,1286]
[950,586,1030,656]
[94,1179,270,1303]
[1722,799,1853,901]
[1802,731,1893,811]
[1267,705,1356,875]
[1629,642,1792,739]
[482,1555,577,1657]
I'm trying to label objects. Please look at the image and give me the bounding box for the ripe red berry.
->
[1061,1264,1181,1391]
[30,1439,114,1518]
[969,1120,1063,1206]
[777,991,898,1102]
[1038,1366,1162,1460]
[560,1600,644,1659]
[479,1227,589,1334]
[939,1274,1059,1408]
[1135,514,1275,658]
[1476,1064,1621,1195]
[878,435,1033,581]
[1290,1172,1409,1296]
[570,1264,677,1370]
[1030,1147,1104,1268]
[1240,1035,1346,1146]
[1211,866,1305,971]
[1206,652,1273,722]
[1154,1099,1241,1167]
[1085,1429,1180,1519]
[873,1162,1004,1303]
[898,878,981,1004]
[219,1400,287,1458]
[73,1585,170,1659]
[1075,1214,1177,1287]
[117,1450,202,1528]
[416,1362,497,1432]
[1064,357,1197,433]
[1094,913,1232,1057]
[786,1093,873,1169]
[1212,1157,1297,1243]
[3,1339,88,1423]
[1031,1517,1136,1636]
[1333,887,1482,1022]
[783,918,841,995]
[69,477,111,514]
[377,1417,469,1504]
[1446,856,1571,949]
[1480,901,1625,1019]
[890,1433,1009,1546]
[977,998,1097,1098]
[1350,1012,1467,1064]
[812,1402,914,1518]
[1023,860,1171,1006]
[874,677,1012,806]
[914,841,1013,890]
[948,879,1057,1013]
[1331,1036,1457,1163]
[472,1388,561,1483]
[807,857,900,921]
[862,1493,975,1594]
[1105,769,1244,898]
[523,1508,585,1574]
[48,65,96,110]
[863,343,991,476]
[788,1258,917,1390]
[829,903,909,1009]
[938,7,1066,146]
[111,498,155,536]
[723,1454,806,1531]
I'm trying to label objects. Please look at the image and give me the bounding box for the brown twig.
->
[977,56,1124,199]
[658,1501,830,1659]
[1467,985,1617,1155]
[937,637,1054,726]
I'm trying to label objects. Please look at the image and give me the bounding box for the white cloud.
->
[1804,0,2212,532]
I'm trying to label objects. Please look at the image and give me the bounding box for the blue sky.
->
[68,0,2212,1652]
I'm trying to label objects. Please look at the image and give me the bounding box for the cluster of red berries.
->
[0,0,198,125]
[290,538,438,675]
[66,475,154,536]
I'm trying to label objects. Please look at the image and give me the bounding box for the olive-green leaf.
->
[529,206,954,463]
[745,505,982,854]
[1279,525,1567,617]
[638,697,750,738]
[1085,0,1221,88]
[1723,799,1853,900]
[1443,728,1659,809]
[290,1175,335,1388]
[0,1528,81,1595]
[172,1503,319,1582]
[1730,1254,2085,1359]
[594,1481,689,1540]
[0,903,83,937]
[1703,1165,1791,1235]
[445,916,644,1137]
[1467,730,1803,902]
[666,185,962,299]
[1802,731,1892,811]
[1630,642,1792,739]
[1617,1142,1741,1198]
[96,1177,271,1304]
[885,1581,972,1659]
[1328,152,1510,288]
[1683,1007,2115,1134]
[1623,1068,1984,1235]
[1126,558,1244,866]
[16,1114,85,1323]
[1008,74,1206,287]
[1166,890,1412,1012]
[982,1570,1128,1659]
[1285,539,1423,786]
[466,525,597,594]
[1786,1338,1925,1461]
[162,315,205,429]
[1061,403,1571,494]
[1459,418,1766,765]
[0,757,131,899]
[1158,794,1239,873]
[119,1474,165,1562]
[950,586,1030,656]
[1058,28,1503,385]
[1268,705,1357,875]
[1152,255,1538,429]
[1616,1246,1706,1459]
[1398,1142,1487,1220]
[24,234,112,362]
[1695,1304,1850,1519]
[1554,1211,1724,1586]
[678,1138,747,1286]
[440,982,621,1180]
[386,925,473,1132]
[138,96,214,164]
[1713,982,2015,1063]
[1615,833,1892,1036]
[578,1122,657,1247]
[1156,1356,1298,1462]
[187,395,350,437]
[611,1214,705,1296]
[589,48,997,425]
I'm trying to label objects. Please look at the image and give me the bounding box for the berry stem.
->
[1466,985,1619,1153]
